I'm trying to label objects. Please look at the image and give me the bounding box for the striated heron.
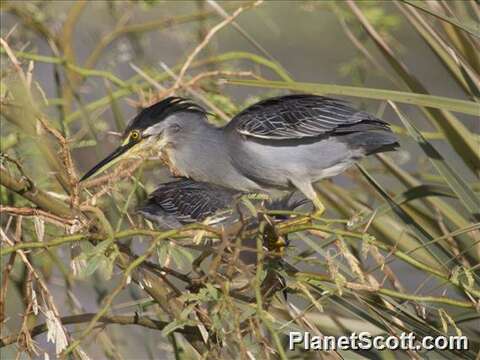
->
[137,178,306,297]
[137,178,308,255]
[138,178,307,227]
[138,178,240,229]
[81,95,398,214]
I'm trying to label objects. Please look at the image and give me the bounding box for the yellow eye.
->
[130,130,140,141]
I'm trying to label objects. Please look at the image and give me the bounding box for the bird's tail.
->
[344,130,399,155]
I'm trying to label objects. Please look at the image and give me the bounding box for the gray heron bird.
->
[81,94,398,215]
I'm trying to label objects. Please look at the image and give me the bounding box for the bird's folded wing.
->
[148,179,236,223]
[229,94,389,140]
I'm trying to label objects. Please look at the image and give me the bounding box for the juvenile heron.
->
[138,178,308,254]
[138,178,304,297]
[81,95,398,214]
[138,178,240,229]
[139,178,308,227]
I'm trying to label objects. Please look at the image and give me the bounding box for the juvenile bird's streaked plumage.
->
[138,178,309,229]
[81,94,398,213]
[138,178,308,265]
[138,179,240,228]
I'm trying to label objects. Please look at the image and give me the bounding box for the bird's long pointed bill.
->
[80,142,135,182]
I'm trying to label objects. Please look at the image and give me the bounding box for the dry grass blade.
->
[356,164,455,267]
[345,0,480,175]
[389,101,480,220]
[396,2,479,100]
[401,0,480,38]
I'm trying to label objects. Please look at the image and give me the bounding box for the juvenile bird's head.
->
[80,97,206,181]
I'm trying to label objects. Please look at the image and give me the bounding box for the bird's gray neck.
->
[168,123,234,185]
[166,121,268,192]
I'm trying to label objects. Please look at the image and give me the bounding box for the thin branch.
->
[61,229,179,356]
[0,229,76,357]
[206,0,292,81]
[36,115,79,206]
[159,62,229,121]
[0,224,220,257]
[83,5,245,69]
[64,51,293,124]
[0,206,75,227]
[0,252,16,325]
[0,313,200,348]
[297,272,477,309]
[174,1,263,89]
[0,37,28,86]
[0,169,75,219]
[81,159,143,189]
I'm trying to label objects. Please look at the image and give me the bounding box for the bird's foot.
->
[310,197,326,219]
[267,236,289,258]
[237,193,271,216]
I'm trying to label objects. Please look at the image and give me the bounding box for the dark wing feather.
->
[228,94,391,140]
[141,179,239,224]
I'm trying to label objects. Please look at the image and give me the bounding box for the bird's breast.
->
[160,146,185,177]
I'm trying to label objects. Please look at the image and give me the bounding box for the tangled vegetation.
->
[1,1,479,359]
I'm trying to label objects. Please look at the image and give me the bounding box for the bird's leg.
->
[312,195,326,217]
[292,180,325,217]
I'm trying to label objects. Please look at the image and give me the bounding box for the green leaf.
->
[76,240,114,278]
[161,319,190,337]
[170,245,194,271]
[205,283,220,301]
[226,79,480,115]
[157,242,194,271]
[81,255,103,278]
[156,241,169,266]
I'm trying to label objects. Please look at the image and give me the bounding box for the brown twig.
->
[0,313,200,348]
[81,159,143,189]
[0,169,74,219]
[0,252,16,325]
[0,228,75,357]
[0,206,75,227]
[173,1,263,89]
[37,116,79,206]
[0,37,28,86]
